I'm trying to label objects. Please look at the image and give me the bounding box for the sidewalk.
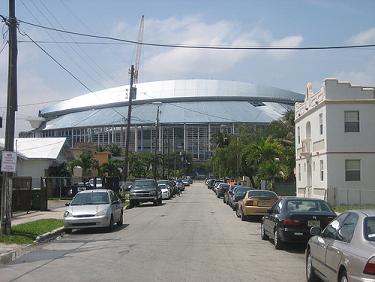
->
[0,205,65,264]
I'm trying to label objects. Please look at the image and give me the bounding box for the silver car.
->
[306,210,375,282]
[64,189,123,232]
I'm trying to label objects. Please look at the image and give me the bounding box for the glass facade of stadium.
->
[26,80,303,161]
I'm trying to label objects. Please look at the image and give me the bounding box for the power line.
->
[14,17,375,51]
[18,40,129,45]
[18,29,93,92]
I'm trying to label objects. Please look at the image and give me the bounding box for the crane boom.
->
[134,15,144,84]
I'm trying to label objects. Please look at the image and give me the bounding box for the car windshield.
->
[71,192,109,206]
[235,187,251,194]
[365,217,375,241]
[219,184,230,189]
[285,200,332,212]
[248,190,277,198]
[158,180,169,185]
[133,180,155,189]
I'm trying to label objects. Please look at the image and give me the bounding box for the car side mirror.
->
[310,227,322,236]
[65,202,70,207]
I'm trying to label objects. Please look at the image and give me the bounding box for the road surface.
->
[1,182,306,282]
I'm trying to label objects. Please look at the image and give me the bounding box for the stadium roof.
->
[39,79,303,130]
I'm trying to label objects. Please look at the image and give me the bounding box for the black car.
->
[261,197,336,249]
[228,186,252,210]
[129,179,162,207]
[216,183,230,198]
[224,185,236,204]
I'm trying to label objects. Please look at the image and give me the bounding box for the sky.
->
[0,0,374,136]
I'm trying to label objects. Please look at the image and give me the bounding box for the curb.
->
[34,227,65,243]
[0,227,64,265]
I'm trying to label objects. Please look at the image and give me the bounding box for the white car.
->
[159,184,170,200]
[64,189,123,232]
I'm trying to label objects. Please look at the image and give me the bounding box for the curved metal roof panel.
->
[40,79,302,116]
[43,100,292,130]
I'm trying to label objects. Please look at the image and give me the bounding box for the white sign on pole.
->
[1,151,17,172]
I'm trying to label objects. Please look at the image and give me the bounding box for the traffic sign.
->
[1,151,17,172]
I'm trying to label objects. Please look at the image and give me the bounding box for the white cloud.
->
[349,27,375,44]
[334,56,375,86]
[137,16,303,80]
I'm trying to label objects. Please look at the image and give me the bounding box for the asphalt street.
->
[0,182,306,282]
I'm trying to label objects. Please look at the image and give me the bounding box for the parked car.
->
[224,185,237,204]
[306,210,375,282]
[89,178,103,189]
[236,190,278,221]
[159,184,171,200]
[158,180,173,197]
[261,197,336,249]
[176,180,185,191]
[129,179,162,207]
[207,179,216,189]
[216,183,230,198]
[228,186,252,211]
[68,182,90,197]
[182,179,190,186]
[63,189,123,232]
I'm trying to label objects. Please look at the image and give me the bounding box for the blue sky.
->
[0,0,375,135]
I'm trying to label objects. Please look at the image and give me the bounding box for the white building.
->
[295,79,375,206]
[0,138,67,187]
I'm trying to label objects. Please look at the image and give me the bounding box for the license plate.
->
[258,201,269,207]
[308,220,320,227]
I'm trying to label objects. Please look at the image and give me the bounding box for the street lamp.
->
[152,102,162,179]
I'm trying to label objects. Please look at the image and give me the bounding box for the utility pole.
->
[123,65,135,182]
[153,102,161,179]
[1,0,18,235]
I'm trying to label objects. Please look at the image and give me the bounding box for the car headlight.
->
[64,211,70,217]
[96,210,107,216]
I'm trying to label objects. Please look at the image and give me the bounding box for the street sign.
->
[1,151,17,172]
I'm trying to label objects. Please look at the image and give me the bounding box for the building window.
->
[297,126,300,144]
[345,160,360,181]
[298,164,301,181]
[319,113,323,135]
[344,111,359,132]
[320,160,324,181]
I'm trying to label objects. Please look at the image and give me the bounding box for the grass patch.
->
[334,204,375,213]
[0,219,63,244]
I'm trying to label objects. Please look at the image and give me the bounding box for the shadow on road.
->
[70,224,129,235]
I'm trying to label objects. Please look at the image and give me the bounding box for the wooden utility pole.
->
[123,65,135,182]
[1,0,18,235]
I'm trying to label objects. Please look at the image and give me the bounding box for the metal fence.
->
[327,187,375,208]
[42,176,121,199]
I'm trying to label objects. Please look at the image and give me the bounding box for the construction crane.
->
[134,15,144,84]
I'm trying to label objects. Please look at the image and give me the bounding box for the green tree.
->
[69,151,98,177]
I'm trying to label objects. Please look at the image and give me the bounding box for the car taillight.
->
[281,219,302,226]
[364,257,375,275]
[245,199,254,206]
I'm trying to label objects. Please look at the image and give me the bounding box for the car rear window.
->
[364,217,375,241]
[286,200,332,212]
[248,190,277,198]
[71,192,109,205]
[235,187,251,194]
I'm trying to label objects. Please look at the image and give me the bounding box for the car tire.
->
[128,200,134,208]
[261,223,268,240]
[306,248,319,282]
[117,211,123,226]
[240,209,247,221]
[107,215,114,232]
[158,198,162,205]
[153,200,157,206]
[339,269,348,282]
[274,228,283,250]
[235,207,241,218]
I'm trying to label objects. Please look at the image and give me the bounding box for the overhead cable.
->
[13,17,375,51]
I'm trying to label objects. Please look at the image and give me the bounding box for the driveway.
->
[1,182,306,282]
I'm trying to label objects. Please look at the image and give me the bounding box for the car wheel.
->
[240,209,247,221]
[274,228,283,250]
[128,200,134,208]
[153,200,158,206]
[107,215,114,232]
[260,223,268,240]
[217,193,220,198]
[339,269,348,282]
[117,211,123,226]
[158,198,162,205]
[306,248,319,282]
[223,197,226,203]
[235,207,241,218]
